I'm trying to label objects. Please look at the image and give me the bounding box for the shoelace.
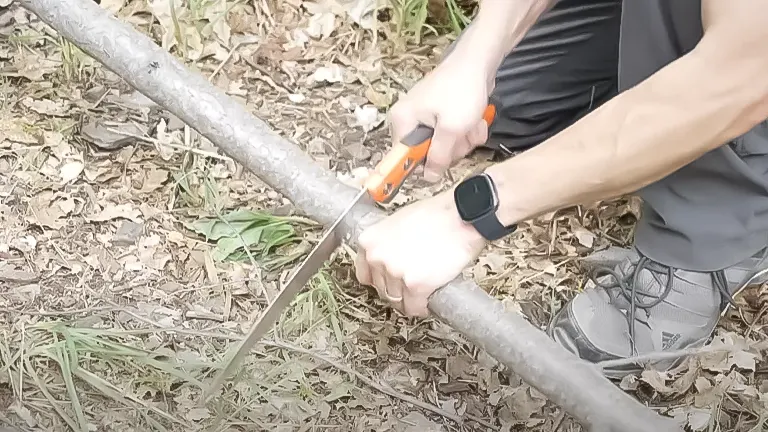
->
[587,256,733,356]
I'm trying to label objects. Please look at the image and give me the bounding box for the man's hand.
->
[387,1,552,183]
[388,39,494,183]
[354,191,487,317]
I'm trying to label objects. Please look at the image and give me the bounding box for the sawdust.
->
[0,1,766,431]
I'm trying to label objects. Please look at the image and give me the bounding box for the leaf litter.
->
[0,0,765,431]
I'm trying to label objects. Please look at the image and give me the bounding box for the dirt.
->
[0,1,766,432]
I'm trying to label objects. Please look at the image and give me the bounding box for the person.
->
[353,0,768,378]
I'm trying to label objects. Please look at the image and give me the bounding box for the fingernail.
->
[423,171,439,182]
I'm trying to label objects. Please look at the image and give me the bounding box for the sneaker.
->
[547,246,768,379]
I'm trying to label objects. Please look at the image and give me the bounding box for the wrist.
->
[450,172,518,241]
[438,190,489,244]
[464,0,553,75]
[482,164,526,228]
[449,23,508,80]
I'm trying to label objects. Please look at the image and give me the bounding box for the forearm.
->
[485,32,768,227]
[455,0,554,77]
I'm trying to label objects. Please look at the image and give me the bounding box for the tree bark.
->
[18,0,682,430]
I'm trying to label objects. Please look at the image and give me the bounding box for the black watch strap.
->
[472,211,517,241]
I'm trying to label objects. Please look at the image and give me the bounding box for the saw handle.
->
[365,104,496,204]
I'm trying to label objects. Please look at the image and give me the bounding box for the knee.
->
[485,78,616,154]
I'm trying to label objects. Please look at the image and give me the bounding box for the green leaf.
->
[212,225,265,261]
[186,208,307,266]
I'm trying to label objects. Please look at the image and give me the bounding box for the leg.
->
[549,0,768,378]
[620,0,768,271]
[482,0,623,153]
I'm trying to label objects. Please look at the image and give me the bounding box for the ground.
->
[0,1,766,431]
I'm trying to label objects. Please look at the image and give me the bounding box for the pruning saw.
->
[203,104,496,402]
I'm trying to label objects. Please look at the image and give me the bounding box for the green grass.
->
[1,290,352,431]
[389,0,475,43]
[278,270,346,345]
[1,322,207,431]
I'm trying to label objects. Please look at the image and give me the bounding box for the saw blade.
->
[203,188,367,402]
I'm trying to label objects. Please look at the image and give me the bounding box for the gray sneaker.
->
[547,246,768,379]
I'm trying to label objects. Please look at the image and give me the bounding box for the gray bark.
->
[18,0,682,430]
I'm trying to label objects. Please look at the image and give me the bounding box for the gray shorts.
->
[468,0,768,271]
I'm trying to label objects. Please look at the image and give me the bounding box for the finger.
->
[383,271,405,302]
[466,118,489,147]
[370,264,388,299]
[389,100,425,143]
[424,122,457,182]
[402,290,430,318]
[451,134,475,162]
[353,249,372,286]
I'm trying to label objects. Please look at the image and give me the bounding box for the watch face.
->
[454,175,495,222]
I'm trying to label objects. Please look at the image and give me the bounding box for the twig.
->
[184,311,225,322]
[552,410,566,432]
[0,305,112,316]
[0,271,39,284]
[208,40,257,82]
[265,340,499,431]
[0,410,31,432]
[746,303,768,339]
[105,127,232,161]
[597,345,739,370]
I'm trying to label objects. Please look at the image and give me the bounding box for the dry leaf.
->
[9,402,37,427]
[619,374,639,391]
[353,104,384,132]
[186,407,210,421]
[25,191,71,229]
[364,86,392,107]
[672,360,701,395]
[395,412,443,432]
[12,51,60,81]
[670,406,712,431]
[154,119,180,160]
[84,160,122,183]
[306,12,337,39]
[86,203,143,223]
[0,117,38,145]
[138,234,172,271]
[640,370,676,395]
[138,167,169,193]
[346,0,376,28]
[701,332,756,372]
[506,386,547,421]
[21,97,71,116]
[59,161,84,184]
[288,93,306,103]
[728,350,758,372]
[99,0,126,14]
[201,0,231,44]
[310,65,346,83]
[81,120,147,150]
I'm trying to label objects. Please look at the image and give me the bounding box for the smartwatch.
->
[453,173,517,241]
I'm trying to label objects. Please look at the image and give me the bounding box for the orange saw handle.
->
[365,104,496,204]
